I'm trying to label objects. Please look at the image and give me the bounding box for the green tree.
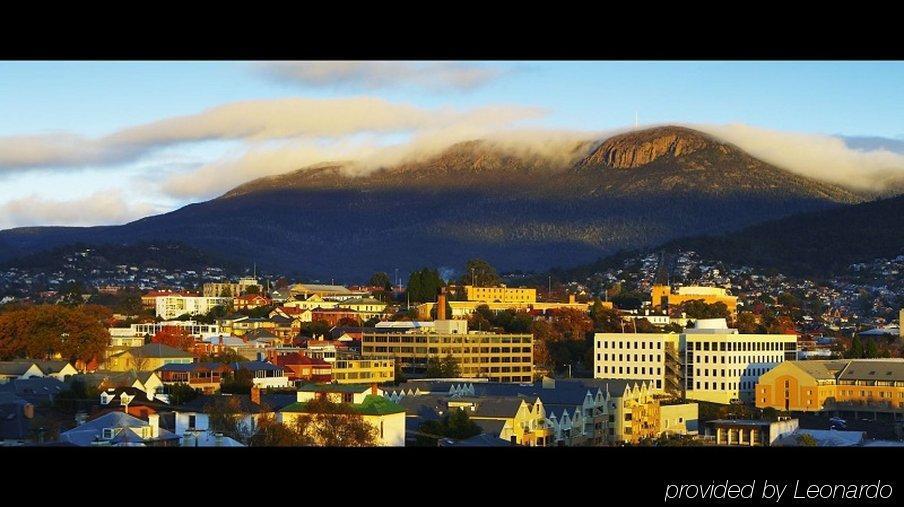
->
[418,407,481,445]
[865,338,879,359]
[425,353,460,377]
[848,335,864,359]
[459,258,502,287]
[405,268,445,304]
[368,272,392,291]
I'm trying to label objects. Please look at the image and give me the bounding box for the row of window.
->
[362,346,531,355]
[597,353,662,363]
[694,367,771,378]
[690,340,794,352]
[689,380,756,391]
[688,353,783,365]
[596,365,662,376]
[597,340,664,350]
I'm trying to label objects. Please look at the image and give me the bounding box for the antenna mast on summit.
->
[635,112,639,128]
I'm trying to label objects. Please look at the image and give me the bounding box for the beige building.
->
[156,295,231,320]
[332,357,395,384]
[594,319,797,404]
[337,297,388,321]
[465,285,537,304]
[593,332,682,395]
[361,320,533,383]
[202,277,261,297]
[103,343,194,372]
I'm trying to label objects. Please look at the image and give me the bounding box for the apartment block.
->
[361,320,533,383]
[594,319,797,404]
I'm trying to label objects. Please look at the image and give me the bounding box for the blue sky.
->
[0,61,902,229]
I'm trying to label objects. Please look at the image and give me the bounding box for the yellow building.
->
[332,357,396,384]
[595,319,798,404]
[651,285,738,315]
[416,294,598,320]
[202,277,261,297]
[361,320,533,383]
[756,359,904,419]
[593,332,682,394]
[103,343,194,372]
[283,294,339,311]
[337,297,388,321]
[465,285,537,304]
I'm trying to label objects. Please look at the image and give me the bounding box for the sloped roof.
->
[59,411,179,446]
[0,361,38,376]
[280,394,405,416]
[838,359,904,383]
[32,360,74,375]
[787,360,850,380]
[124,343,194,359]
[0,377,65,404]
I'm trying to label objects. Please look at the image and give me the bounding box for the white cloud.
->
[0,190,162,229]
[694,124,904,194]
[255,61,507,92]
[0,97,542,172]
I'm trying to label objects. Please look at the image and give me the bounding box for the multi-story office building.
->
[650,285,738,316]
[756,359,904,420]
[332,357,395,384]
[592,332,682,394]
[109,321,222,345]
[361,319,533,383]
[465,285,537,304]
[683,319,797,404]
[594,319,797,404]
[202,277,261,297]
[156,295,232,320]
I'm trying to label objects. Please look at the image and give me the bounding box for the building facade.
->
[361,320,533,383]
[756,359,904,420]
[594,319,798,404]
[156,296,232,320]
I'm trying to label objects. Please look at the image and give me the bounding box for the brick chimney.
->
[251,386,262,406]
[437,290,447,321]
[371,383,378,396]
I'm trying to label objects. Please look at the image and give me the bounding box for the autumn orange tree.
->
[0,304,110,363]
[152,326,196,352]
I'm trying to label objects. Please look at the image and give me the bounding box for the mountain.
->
[0,126,866,280]
[0,241,242,274]
[659,193,904,277]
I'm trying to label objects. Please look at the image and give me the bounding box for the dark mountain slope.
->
[0,126,867,280]
[659,194,904,277]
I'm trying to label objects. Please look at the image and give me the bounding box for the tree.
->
[425,353,460,377]
[250,412,309,446]
[0,304,109,364]
[459,259,502,287]
[165,382,200,405]
[405,268,445,304]
[221,368,254,394]
[205,397,248,442]
[734,312,761,334]
[291,397,378,446]
[368,272,392,291]
[152,326,196,352]
[848,335,864,359]
[865,338,879,359]
[418,407,481,445]
[679,300,730,320]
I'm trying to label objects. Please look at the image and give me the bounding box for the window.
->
[102,428,116,440]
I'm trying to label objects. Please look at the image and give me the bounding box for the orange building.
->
[651,285,738,315]
[756,359,904,420]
